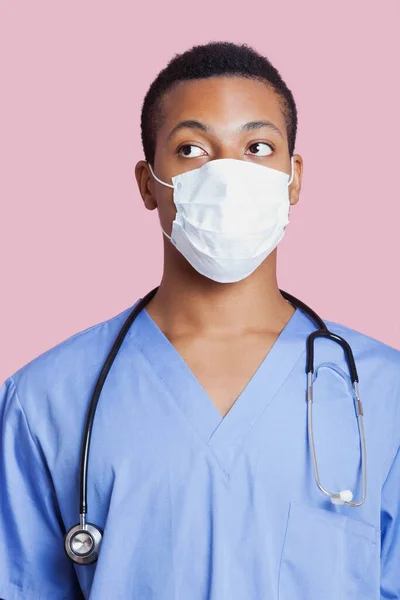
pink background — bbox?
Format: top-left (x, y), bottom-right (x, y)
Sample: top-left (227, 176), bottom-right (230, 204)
top-left (0, 1), bottom-right (399, 383)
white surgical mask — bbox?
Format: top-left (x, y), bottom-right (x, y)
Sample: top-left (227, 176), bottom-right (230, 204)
top-left (148, 157), bottom-right (294, 283)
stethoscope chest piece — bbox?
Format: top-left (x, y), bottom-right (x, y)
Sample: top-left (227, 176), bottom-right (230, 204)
top-left (63, 287), bottom-right (367, 565)
top-left (64, 520), bottom-right (103, 565)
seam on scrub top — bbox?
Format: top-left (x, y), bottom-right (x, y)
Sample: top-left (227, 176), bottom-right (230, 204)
top-left (0, 580), bottom-right (73, 600)
top-left (129, 340), bottom-right (231, 478)
top-left (352, 542), bottom-right (377, 597)
top-left (380, 388), bottom-right (400, 488)
top-left (336, 524), bottom-right (344, 600)
top-left (9, 377), bottom-right (62, 507)
top-left (287, 512), bottom-right (377, 544)
top-left (276, 503), bottom-right (291, 600)
top-left (231, 347), bottom-right (308, 461)
top-left (47, 305), bottom-right (136, 350)
top-left (167, 462), bottom-right (178, 600)
top-left (9, 376), bottom-right (50, 473)
top-left (321, 318), bottom-right (376, 348)
top-left (10, 376), bottom-right (46, 463)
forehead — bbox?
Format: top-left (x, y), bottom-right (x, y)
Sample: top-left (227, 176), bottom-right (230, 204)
top-left (158, 76), bottom-right (287, 138)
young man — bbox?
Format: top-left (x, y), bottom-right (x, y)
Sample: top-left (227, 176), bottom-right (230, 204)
top-left (0, 41), bottom-right (399, 600)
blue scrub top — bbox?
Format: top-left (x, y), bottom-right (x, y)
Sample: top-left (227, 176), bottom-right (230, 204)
top-left (1, 298), bottom-right (400, 600)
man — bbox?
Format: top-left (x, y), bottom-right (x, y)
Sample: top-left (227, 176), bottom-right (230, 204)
top-left (1, 41), bottom-right (399, 600)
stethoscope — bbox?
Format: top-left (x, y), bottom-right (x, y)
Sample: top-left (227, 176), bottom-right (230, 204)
top-left (64, 287), bottom-right (367, 565)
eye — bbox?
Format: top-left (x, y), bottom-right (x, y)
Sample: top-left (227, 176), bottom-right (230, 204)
top-left (246, 142), bottom-right (273, 157)
top-left (177, 144), bottom-right (207, 158)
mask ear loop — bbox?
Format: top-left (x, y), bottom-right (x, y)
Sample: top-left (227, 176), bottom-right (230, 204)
top-left (147, 162), bottom-right (175, 189)
top-left (148, 158), bottom-right (294, 240)
top-left (149, 159), bottom-right (295, 187)
top-left (287, 156), bottom-right (294, 186)
top-left (147, 162), bottom-right (174, 241)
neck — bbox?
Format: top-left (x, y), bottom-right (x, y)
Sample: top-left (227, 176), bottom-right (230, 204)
top-left (144, 246), bottom-right (295, 337)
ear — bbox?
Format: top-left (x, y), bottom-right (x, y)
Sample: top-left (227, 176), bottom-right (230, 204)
top-left (288, 154), bottom-right (303, 207)
top-left (134, 160), bottom-right (158, 211)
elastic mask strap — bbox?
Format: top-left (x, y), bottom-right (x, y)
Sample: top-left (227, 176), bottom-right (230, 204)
top-left (161, 226), bottom-right (172, 241)
top-left (148, 162), bottom-right (175, 189)
top-left (287, 156), bottom-right (294, 186)
top-left (148, 162), bottom-right (174, 240)
top-left (149, 160), bottom-right (294, 187)
top-left (149, 159), bottom-right (294, 187)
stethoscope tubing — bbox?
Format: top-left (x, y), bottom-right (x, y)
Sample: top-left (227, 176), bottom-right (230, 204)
top-left (78, 287), bottom-right (366, 518)
top-left (78, 286), bottom-right (159, 515)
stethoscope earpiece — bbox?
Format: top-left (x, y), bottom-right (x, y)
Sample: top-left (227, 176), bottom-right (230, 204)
top-left (64, 518), bottom-right (103, 565)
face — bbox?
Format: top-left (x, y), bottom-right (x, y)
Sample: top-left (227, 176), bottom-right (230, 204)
top-left (135, 75), bottom-right (303, 240)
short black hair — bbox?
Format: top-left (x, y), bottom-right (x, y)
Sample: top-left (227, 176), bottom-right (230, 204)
top-left (140, 41), bottom-right (298, 166)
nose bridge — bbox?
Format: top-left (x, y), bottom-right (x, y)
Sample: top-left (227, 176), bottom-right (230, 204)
top-left (212, 138), bottom-right (244, 161)
top-left (215, 151), bottom-right (242, 161)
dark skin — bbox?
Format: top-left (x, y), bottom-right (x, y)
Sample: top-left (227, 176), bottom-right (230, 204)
top-left (135, 76), bottom-right (303, 418)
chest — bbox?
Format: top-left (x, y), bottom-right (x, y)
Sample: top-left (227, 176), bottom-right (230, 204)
top-left (78, 357), bottom-right (382, 600)
top-left (170, 333), bottom-right (279, 418)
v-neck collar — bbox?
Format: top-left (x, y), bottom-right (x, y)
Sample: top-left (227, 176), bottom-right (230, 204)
top-left (128, 301), bottom-right (316, 474)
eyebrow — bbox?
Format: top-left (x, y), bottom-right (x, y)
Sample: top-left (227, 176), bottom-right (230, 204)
top-left (167, 119), bottom-right (283, 141)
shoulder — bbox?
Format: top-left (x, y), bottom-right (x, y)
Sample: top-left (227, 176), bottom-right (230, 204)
top-left (321, 316), bottom-right (400, 405)
top-left (321, 317), bottom-right (400, 480)
top-left (323, 316), bottom-right (400, 372)
top-left (7, 299), bottom-right (142, 415)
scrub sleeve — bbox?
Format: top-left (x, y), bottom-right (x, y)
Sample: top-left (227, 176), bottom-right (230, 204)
top-left (0, 377), bottom-right (83, 600)
top-left (380, 429), bottom-right (400, 598)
